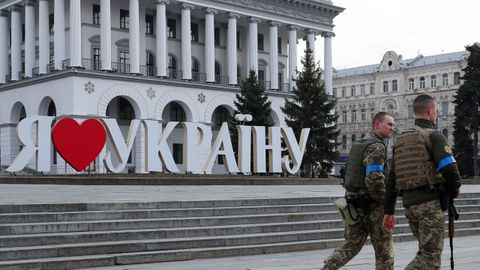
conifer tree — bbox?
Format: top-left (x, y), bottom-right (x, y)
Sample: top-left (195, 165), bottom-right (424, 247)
top-left (453, 43), bottom-right (480, 176)
top-left (229, 70), bottom-right (273, 168)
top-left (232, 70), bottom-right (273, 127)
top-left (282, 47), bottom-right (339, 177)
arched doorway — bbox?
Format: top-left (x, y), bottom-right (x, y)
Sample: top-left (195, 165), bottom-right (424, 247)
top-left (106, 96), bottom-right (137, 173)
top-left (39, 97), bottom-right (58, 171)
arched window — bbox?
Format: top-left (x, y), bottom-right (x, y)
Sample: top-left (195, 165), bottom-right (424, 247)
top-left (192, 58), bottom-right (200, 81)
top-left (431, 75), bottom-right (437, 87)
top-left (454, 72), bottom-right (461, 85)
top-left (168, 54), bottom-right (177, 79)
top-left (442, 73), bottom-right (448, 86)
top-left (352, 134), bottom-right (356, 143)
top-left (170, 102), bottom-right (186, 122)
top-left (342, 135), bottom-right (347, 149)
top-left (145, 51), bottom-right (155, 76)
top-left (408, 78), bottom-right (414, 90)
top-left (212, 106), bottom-right (230, 127)
top-left (419, 76), bottom-right (425, 89)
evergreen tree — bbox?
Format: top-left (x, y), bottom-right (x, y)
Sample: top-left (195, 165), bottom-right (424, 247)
top-left (229, 70), bottom-right (273, 167)
top-left (282, 47), bottom-right (339, 177)
top-left (453, 43), bottom-right (480, 177)
top-left (232, 70), bottom-right (273, 127)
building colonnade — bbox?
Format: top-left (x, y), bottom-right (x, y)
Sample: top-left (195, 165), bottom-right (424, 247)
top-left (0, 0), bottom-right (335, 94)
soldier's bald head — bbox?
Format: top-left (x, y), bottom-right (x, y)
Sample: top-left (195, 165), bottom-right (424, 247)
top-left (413, 95), bottom-right (436, 115)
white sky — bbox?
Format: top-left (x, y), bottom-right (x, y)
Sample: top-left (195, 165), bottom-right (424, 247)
top-left (310, 0), bottom-right (480, 69)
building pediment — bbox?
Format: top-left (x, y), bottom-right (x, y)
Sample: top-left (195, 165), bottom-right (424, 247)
top-left (378, 51), bottom-right (405, 72)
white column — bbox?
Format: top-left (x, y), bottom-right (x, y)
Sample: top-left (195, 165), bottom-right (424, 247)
top-left (306, 29), bottom-right (316, 61)
top-left (10, 6), bottom-right (21, 80)
top-left (156, 0), bottom-right (168, 77)
top-left (0, 11), bottom-right (8, 83)
top-left (248, 17), bottom-right (259, 73)
top-left (181, 3), bottom-right (193, 80)
top-left (69, 0), bottom-right (82, 67)
top-left (100, 0), bottom-right (112, 70)
top-left (54, 0), bottom-right (65, 70)
top-left (204, 8), bottom-right (216, 83)
top-left (227, 13), bottom-right (239, 85)
top-left (322, 32), bottom-right (334, 95)
top-left (39, 0), bottom-right (50, 73)
top-left (269, 21), bottom-right (279, 90)
top-left (24, 2), bottom-right (36, 78)
top-left (288, 25), bottom-right (298, 91)
top-left (129, 0), bottom-right (140, 73)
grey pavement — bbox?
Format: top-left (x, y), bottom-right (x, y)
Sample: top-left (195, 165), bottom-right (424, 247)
top-left (0, 184), bottom-right (348, 204)
top-left (80, 235), bottom-right (480, 270)
top-left (1, 184), bottom-right (480, 205)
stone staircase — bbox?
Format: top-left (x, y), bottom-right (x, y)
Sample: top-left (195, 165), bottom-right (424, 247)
top-left (0, 193), bottom-right (479, 270)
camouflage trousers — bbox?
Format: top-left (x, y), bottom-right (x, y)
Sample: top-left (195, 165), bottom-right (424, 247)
top-left (404, 199), bottom-right (445, 270)
top-left (322, 203), bottom-right (394, 270)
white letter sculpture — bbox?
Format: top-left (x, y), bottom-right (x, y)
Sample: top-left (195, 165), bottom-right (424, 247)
top-left (7, 116), bottom-right (55, 172)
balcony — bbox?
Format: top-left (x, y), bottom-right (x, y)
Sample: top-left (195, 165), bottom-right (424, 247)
top-left (2, 58), bottom-right (292, 92)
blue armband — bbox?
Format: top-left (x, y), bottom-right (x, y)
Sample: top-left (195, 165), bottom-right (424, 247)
top-left (365, 164), bottom-right (384, 173)
top-left (438, 156), bottom-right (456, 170)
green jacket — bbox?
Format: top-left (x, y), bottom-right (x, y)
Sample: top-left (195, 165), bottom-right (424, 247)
top-left (385, 119), bottom-right (462, 214)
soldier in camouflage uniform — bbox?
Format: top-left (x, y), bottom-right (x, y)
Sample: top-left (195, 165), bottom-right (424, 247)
top-left (322, 112), bottom-right (395, 270)
top-left (383, 94), bottom-right (461, 270)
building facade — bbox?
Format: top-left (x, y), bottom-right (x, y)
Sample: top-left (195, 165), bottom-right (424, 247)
top-left (0, 0), bottom-right (343, 174)
top-left (333, 50), bottom-right (468, 172)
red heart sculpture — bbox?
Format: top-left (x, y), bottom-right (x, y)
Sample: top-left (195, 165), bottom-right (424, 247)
top-left (52, 118), bottom-right (107, 172)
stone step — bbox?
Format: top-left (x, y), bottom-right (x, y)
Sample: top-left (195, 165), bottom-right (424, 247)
top-left (0, 212), bottom-right (344, 235)
top-left (0, 197), bottom-right (340, 213)
top-left (2, 228), bottom-right (480, 270)
top-left (0, 204), bottom-right (338, 224)
top-left (0, 220), bottom-right (339, 248)
top-left (1, 193), bottom-right (478, 214)
top-left (1, 218), bottom-right (479, 261)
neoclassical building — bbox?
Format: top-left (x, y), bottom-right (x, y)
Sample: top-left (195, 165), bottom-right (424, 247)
top-left (0, 0), bottom-right (343, 174)
top-left (333, 50), bottom-right (469, 171)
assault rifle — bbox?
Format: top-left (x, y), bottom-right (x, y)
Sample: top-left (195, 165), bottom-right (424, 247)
top-left (448, 197), bottom-right (459, 270)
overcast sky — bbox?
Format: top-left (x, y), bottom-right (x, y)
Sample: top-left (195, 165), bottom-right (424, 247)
top-left (312, 0), bottom-right (480, 69)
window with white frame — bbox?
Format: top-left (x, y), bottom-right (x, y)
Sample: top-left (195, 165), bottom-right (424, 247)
top-left (431, 75), bottom-right (436, 87)
top-left (408, 104), bottom-right (414, 118)
top-left (370, 83), bottom-right (375, 94)
top-left (342, 111), bottom-right (347, 123)
top-left (341, 87), bottom-right (346, 97)
top-left (442, 101), bottom-right (449, 116)
top-left (409, 78), bottom-right (414, 90)
top-left (351, 110), bottom-right (357, 122)
top-left (351, 85), bottom-right (356, 97)
top-left (454, 72), bottom-right (461, 85)
top-left (120, 9), bottom-right (129, 29)
top-left (191, 23), bottom-right (199, 42)
top-left (361, 109), bottom-right (366, 121)
top-left (360, 84), bottom-right (365, 95)
top-left (383, 81), bottom-right (388, 92)
top-left (93, 5), bottom-right (100, 25)
top-left (392, 80), bottom-right (397, 91)
top-left (442, 73), bottom-right (448, 86)
top-left (419, 77), bottom-right (425, 89)
top-left (145, 14), bottom-right (154, 35)
top-left (167, 19), bottom-right (176, 38)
